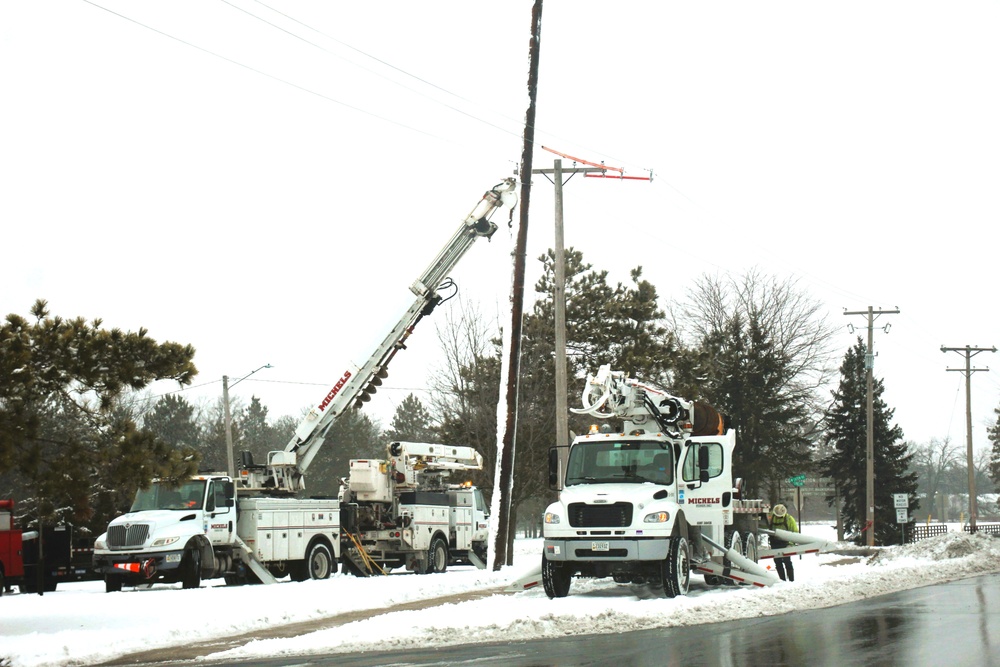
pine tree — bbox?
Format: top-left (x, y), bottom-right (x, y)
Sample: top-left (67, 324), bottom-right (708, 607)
top-left (820, 337), bottom-right (917, 545)
top-left (142, 395), bottom-right (200, 451)
top-left (670, 272), bottom-right (833, 501)
top-left (385, 394), bottom-right (438, 443)
top-left (988, 404), bottom-right (1000, 493)
top-left (0, 299), bottom-right (198, 529)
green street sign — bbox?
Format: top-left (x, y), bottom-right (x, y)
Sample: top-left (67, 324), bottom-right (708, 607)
top-left (788, 474), bottom-right (806, 487)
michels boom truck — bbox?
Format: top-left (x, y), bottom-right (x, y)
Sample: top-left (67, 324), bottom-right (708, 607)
top-left (92, 179), bottom-right (516, 592)
top-left (539, 365), bottom-right (826, 598)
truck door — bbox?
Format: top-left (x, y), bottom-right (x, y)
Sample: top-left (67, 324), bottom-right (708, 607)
top-left (472, 488), bottom-right (490, 542)
top-left (679, 431), bottom-right (736, 538)
top-left (205, 480), bottom-right (235, 546)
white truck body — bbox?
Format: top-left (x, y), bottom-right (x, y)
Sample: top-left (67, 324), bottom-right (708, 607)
top-left (93, 474), bottom-right (340, 589)
top-left (340, 442), bottom-right (490, 575)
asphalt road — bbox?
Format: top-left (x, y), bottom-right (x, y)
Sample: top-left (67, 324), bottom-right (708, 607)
top-left (184, 574), bottom-right (1000, 667)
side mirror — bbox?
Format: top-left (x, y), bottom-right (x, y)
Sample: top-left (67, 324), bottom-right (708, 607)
top-left (548, 447), bottom-right (560, 490)
top-left (223, 481), bottom-right (236, 507)
top-left (698, 446), bottom-right (710, 483)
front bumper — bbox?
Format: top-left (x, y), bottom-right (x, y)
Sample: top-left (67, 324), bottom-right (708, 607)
top-left (543, 537), bottom-right (670, 562)
top-left (93, 549), bottom-right (185, 580)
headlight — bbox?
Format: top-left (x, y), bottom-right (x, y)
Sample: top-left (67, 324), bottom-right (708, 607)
top-left (94, 537), bottom-right (106, 550)
top-left (151, 536), bottom-right (180, 547)
top-left (643, 511), bottom-right (670, 523)
top-left (544, 512), bottom-right (561, 525)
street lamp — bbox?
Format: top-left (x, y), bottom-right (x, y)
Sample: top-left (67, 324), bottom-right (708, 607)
top-left (223, 364), bottom-right (273, 477)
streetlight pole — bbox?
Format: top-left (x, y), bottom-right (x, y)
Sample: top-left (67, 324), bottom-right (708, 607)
top-left (223, 364), bottom-right (272, 477)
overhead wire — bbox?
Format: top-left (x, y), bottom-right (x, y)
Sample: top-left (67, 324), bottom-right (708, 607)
top-left (80, 0), bottom-right (445, 141)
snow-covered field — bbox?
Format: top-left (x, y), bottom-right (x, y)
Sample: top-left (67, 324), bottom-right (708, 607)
top-left (4, 524), bottom-right (1000, 667)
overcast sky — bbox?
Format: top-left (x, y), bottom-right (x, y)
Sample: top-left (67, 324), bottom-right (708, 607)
top-left (3, 1), bottom-right (999, 455)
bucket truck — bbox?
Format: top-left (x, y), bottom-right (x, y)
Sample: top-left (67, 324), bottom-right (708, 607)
top-left (92, 179), bottom-right (515, 591)
top-left (538, 365), bottom-right (826, 598)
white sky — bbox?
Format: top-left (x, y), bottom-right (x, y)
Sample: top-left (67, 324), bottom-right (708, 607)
top-left (4, 527), bottom-right (1000, 667)
top-left (3, 1), bottom-right (1000, 451)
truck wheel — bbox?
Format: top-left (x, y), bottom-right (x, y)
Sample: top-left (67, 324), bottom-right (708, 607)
top-left (181, 548), bottom-right (201, 589)
top-left (723, 530), bottom-right (742, 586)
top-left (662, 536), bottom-right (690, 598)
top-left (306, 542), bottom-right (335, 580)
top-left (105, 575), bottom-right (122, 593)
top-left (542, 554), bottom-right (571, 598)
top-left (425, 537), bottom-right (448, 574)
top-left (0, 570), bottom-right (5, 596)
top-left (744, 533), bottom-right (758, 564)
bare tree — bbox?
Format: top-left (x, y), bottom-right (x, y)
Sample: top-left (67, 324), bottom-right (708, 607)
top-left (669, 269), bottom-right (838, 499)
top-left (910, 437), bottom-right (960, 520)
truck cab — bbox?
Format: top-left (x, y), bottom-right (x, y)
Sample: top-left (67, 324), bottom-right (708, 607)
top-left (93, 475), bottom-right (237, 592)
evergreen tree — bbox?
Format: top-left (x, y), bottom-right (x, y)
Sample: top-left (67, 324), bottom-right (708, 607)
top-left (820, 338), bottom-right (917, 545)
top-left (385, 393), bottom-right (439, 443)
top-left (988, 404), bottom-right (1000, 493)
top-left (670, 270), bottom-right (834, 501)
top-left (237, 396), bottom-right (279, 465)
top-left (142, 395), bottom-right (200, 451)
top-left (0, 300), bottom-right (198, 528)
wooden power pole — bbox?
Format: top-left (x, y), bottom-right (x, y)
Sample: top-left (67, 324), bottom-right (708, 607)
top-left (941, 344), bottom-right (995, 533)
top-left (843, 306), bottom-right (899, 546)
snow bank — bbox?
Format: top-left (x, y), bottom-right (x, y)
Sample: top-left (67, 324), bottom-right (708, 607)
top-left (3, 527), bottom-right (999, 667)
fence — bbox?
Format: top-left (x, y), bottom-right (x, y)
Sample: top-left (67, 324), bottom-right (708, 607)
top-left (964, 523), bottom-right (1000, 536)
top-left (909, 523), bottom-right (1000, 543)
top-left (908, 524), bottom-right (948, 543)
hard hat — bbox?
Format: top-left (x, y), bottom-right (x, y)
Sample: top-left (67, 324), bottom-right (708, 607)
top-left (773, 504), bottom-right (787, 517)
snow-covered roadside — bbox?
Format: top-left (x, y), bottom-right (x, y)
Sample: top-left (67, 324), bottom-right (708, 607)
top-left (3, 525), bottom-right (1000, 667)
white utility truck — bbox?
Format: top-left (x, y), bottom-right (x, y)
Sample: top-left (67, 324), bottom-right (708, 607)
top-left (339, 441), bottom-right (490, 575)
top-left (92, 179), bottom-right (515, 591)
top-left (540, 365), bottom-right (825, 598)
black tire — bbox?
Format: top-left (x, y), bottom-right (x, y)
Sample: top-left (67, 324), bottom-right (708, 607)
top-left (744, 533), bottom-right (758, 564)
top-left (541, 554), bottom-right (572, 598)
top-left (723, 530), bottom-right (742, 586)
top-left (425, 536), bottom-right (448, 574)
top-left (662, 536), bottom-right (690, 598)
top-left (105, 575), bottom-right (122, 593)
top-left (0, 569), bottom-right (5, 596)
top-left (305, 542), bottom-right (335, 580)
top-left (181, 548), bottom-right (201, 589)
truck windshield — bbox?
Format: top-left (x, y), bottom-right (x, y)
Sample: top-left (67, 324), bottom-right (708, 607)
top-left (130, 480), bottom-right (207, 512)
top-left (565, 440), bottom-right (673, 486)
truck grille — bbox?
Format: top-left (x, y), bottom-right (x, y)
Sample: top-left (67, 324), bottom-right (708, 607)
top-left (108, 523), bottom-right (150, 549)
top-left (568, 502), bottom-right (632, 528)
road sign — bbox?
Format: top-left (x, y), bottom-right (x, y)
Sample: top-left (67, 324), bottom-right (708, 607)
top-left (896, 508), bottom-right (908, 523)
top-left (893, 493), bottom-right (908, 509)
top-left (788, 474), bottom-right (806, 487)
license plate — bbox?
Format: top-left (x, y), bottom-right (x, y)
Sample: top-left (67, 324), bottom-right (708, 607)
top-left (591, 541), bottom-right (610, 551)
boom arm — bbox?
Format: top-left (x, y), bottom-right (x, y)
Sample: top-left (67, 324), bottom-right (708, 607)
top-left (572, 364), bottom-right (694, 436)
top-left (251, 179), bottom-right (517, 493)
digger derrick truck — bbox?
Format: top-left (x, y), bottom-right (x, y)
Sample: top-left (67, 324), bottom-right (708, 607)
top-left (541, 365), bottom-right (779, 599)
top-left (338, 441), bottom-right (490, 575)
top-left (92, 179), bottom-right (516, 592)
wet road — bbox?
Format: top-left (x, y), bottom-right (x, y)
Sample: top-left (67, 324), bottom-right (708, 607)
top-left (201, 574), bottom-right (1000, 667)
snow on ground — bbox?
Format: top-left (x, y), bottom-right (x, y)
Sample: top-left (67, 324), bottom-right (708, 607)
top-left (4, 524), bottom-right (1000, 667)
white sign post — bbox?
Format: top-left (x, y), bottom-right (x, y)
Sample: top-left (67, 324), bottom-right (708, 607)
top-left (894, 494), bottom-right (909, 543)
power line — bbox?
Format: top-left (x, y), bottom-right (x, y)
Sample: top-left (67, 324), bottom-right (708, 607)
top-left (81, 0), bottom-right (445, 140)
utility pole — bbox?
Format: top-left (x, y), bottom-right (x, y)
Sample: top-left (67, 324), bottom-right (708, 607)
top-left (534, 147), bottom-right (651, 484)
top-left (843, 306), bottom-right (899, 546)
top-left (941, 344), bottom-right (995, 533)
top-left (493, 0), bottom-right (542, 571)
